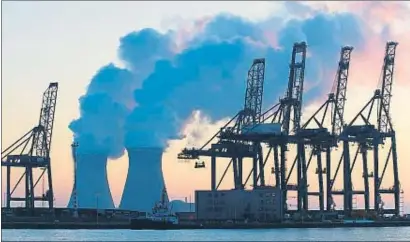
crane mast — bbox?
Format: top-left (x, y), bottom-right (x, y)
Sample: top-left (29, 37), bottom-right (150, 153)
top-left (283, 42), bottom-right (307, 134)
top-left (33, 83), bottom-right (58, 158)
top-left (332, 46), bottom-right (354, 136)
top-left (377, 42), bottom-right (398, 134)
top-left (242, 58), bottom-right (265, 126)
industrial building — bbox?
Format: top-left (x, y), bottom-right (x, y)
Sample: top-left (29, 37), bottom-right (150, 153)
top-left (195, 186), bottom-right (283, 222)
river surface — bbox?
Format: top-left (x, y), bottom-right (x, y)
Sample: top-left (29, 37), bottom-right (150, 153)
top-left (2, 228), bottom-right (410, 241)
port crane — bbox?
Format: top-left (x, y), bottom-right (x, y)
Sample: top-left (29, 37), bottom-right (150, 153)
top-left (297, 46), bottom-right (354, 213)
top-left (178, 58), bottom-right (266, 190)
top-left (2, 82), bottom-right (59, 210)
top-left (339, 41), bottom-right (400, 216)
top-left (220, 42), bottom-right (308, 213)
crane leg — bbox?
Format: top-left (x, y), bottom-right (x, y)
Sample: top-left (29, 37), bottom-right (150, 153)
top-left (274, 146), bottom-right (280, 188)
top-left (391, 135), bottom-right (400, 216)
top-left (211, 155), bottom-right (216, 190)
top-left (280, 144), bottom-right (287, 212)
top-left (47, 165), bottom-right (54, 209)
top-left (232, 158), bottom-right (239, 189)
top-left (326, 147), bottom-right (332, 211)
top-left (6, 166), bottom-right (11, 208)
top-left (362, 147), bottom-right (370, 211)
top-left (317, 150), bottom-right (324, 212)
top-left (238, 158), bottom-right (243, 189)
top-left (373, 141), bottom-right (380, 211)
top-left (253, 156), bottom-right (258, 188)
top-left (258, 145), bottom-right (265, 187)
top-left (343, 141), bottom-right (352, 214)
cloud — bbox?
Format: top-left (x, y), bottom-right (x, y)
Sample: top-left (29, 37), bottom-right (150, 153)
top-left (71, 1), bottom-right (407, 159)
top-left (69, 29), bottom-right (174, 157)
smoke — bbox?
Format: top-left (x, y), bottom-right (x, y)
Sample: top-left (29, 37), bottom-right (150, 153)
top-left (69, 30), bottom-right (174, 157)
top-left (71, 1), bottom-right (391, 155)
top-left (124, 11), bottom-right (365, 148)
top-left (118, 28), bottom-right (175, 82)
top-left (69, 65), bottom-right (133, 158)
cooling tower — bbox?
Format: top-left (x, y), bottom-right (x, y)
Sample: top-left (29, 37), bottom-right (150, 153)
top-left (119, 147), bottom-right (167, 212)
top-left (67, 153), bottom-right (115, 209)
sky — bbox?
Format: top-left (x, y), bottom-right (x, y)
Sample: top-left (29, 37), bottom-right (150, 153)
top-left (1, 1), bottom-right (410, 213)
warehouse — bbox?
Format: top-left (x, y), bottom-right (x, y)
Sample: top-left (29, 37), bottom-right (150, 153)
top-left (195, 186), bottom-right (283, 222)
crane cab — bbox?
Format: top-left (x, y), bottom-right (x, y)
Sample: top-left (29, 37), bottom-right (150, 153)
top-left (195, 161), bottom-right (205, 168)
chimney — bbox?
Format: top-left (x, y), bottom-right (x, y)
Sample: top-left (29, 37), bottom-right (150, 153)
top-left (119, 147), bottom-right (167, 212)
top-left (67, 153), bottom-right (115, 209)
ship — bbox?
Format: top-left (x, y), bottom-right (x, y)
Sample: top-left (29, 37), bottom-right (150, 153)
top-left (130, 187), bottom-right (180, 230)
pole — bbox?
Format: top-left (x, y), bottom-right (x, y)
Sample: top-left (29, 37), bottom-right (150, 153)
top-left (72, 142), bottom-right (79, 218)
top-left (42, 168), bottom-right (45, 208)
top-left (189, 194), bottom-right (192, 212)
top-left (96, 193), bottom-right (100, 225)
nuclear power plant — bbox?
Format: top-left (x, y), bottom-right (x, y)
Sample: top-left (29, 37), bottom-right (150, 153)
top-left (119, 147), bottom-right (167, 212)
top-left (67, 152), bottom-right (115, 209)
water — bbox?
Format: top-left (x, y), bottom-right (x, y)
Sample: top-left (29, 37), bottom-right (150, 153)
top-left (2, 228), bottom-right (410, 241)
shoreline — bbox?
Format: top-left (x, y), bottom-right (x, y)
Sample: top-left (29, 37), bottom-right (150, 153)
top-left (3, 220), bottom-right (410, 230)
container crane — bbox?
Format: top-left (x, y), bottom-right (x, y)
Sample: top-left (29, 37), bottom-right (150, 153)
top-left (2, 82), bottom-right (59, 210)
top-left (296, 46), bottom-right (354, 213)
top-left (220, 42), bottom-right (308, 213)
top-left (340, 41), bottom-right (400, 216)
top-left (178, 59), bottom-right (266, 190)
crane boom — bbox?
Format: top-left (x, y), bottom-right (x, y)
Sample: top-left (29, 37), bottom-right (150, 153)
top-left (378, 41), bottom-right (398, 133)
top-left (283, 42), bottom-right (307, 134)
top-left (242, 58), bottom-right (265, 126)
top-left (33, 82), bottom-right (59, 158)
top-left (332, 46), bottom-right (354, 136)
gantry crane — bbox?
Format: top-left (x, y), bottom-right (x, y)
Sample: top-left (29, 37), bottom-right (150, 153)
top-left (220, 42), bottom-right (308, 213)
top-left (340, 41), bottom-right (399, 216)
top-left (2, 82), bottom-right (59, 210)
top-left (178, 59), bottom-right (266, 190)
top-left (297, 46), bottom-right (354, 213)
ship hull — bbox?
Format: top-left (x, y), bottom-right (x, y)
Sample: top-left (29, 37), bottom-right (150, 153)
top-left (130, 218), bottom-right (180, 230)
top-left (129, 220), bottom-right (410, 230)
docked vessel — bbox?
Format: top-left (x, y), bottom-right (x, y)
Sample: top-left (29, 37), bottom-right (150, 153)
top-left (130, 187), bottom-right (179, 230)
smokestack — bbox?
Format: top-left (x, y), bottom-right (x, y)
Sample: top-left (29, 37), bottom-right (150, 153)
top-left (67, 153), bottom-right (115, 209)
top-left (119, 147), bottom-right (167, 212)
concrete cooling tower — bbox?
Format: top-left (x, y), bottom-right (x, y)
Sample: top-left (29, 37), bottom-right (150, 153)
top-left (119, 147), bottom-right (167, 212)
top-left (67, 153), bottom-right (115, 209)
